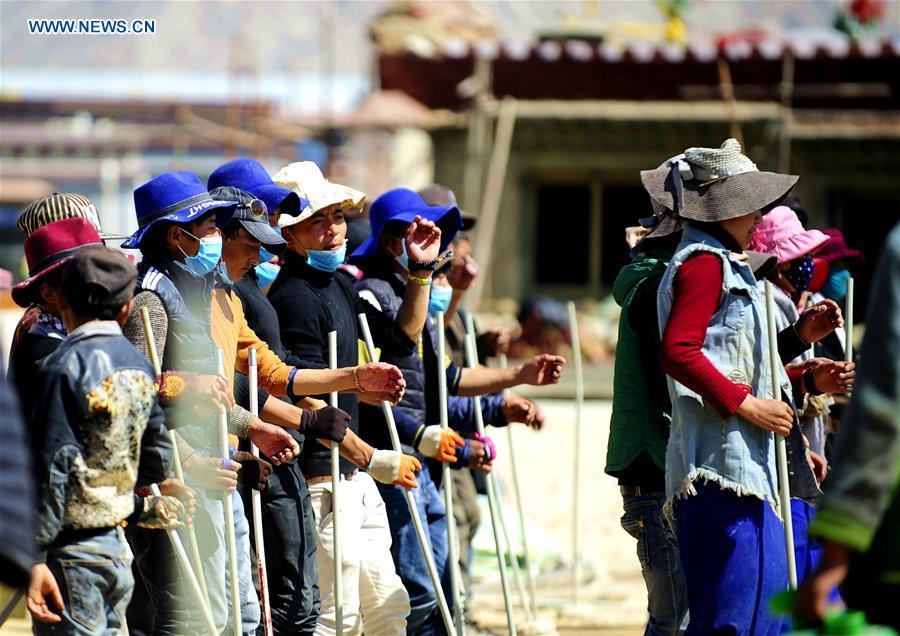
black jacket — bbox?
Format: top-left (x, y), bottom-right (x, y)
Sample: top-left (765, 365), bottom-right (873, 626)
top-left (268, 251), bottom-right (416, 477)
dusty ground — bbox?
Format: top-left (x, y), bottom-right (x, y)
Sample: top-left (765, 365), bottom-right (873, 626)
top-left (464, 398), bottom-right (647, 635)
top-left (1, 399), bottom-right (646, 636)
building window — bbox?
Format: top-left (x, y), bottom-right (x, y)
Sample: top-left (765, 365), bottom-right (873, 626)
top-left (534, 184), bottom-right (591, 285)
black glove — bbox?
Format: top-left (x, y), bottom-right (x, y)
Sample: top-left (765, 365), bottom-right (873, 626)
top-left (233, 450), bottom-right (272, 492)
top-left (300, 406), bottom-right (350, 442)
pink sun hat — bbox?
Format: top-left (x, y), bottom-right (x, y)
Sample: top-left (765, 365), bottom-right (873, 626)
top-left (749, 206), bottom-right (830, 264)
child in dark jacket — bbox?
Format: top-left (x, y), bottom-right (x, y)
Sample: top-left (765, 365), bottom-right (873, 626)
top-left (26, 246), bottom-right (173, 635)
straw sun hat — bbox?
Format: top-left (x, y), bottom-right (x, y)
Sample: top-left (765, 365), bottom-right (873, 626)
top-left (640, 138), bottom-right (798, 222)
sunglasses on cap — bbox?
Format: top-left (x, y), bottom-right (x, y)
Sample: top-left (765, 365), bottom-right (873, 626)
top-left (233, 198), bottom-right (268, 220)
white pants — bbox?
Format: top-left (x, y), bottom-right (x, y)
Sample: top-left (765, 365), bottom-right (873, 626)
top-left (309, 471), bottom-right (410, 636)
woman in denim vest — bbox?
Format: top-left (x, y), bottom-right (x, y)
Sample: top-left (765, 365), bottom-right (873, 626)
top-left (645, 139), bottom-right (804, 634)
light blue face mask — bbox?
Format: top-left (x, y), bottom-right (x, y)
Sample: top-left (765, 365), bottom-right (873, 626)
top-left (821, 268), bottom-right (851, 302)
top-left (255, 261), bottom-right (280, 288)
top-left (179, 232), bottom-right (222, 276)
top-left (259, 227), bottom-right (282, 264)
top-left (307, 239), bottom-right (348, 272)
top-left (428, 284), bottom-right (452, 316)
top-left (215, 260), bottom-right (233, 286)
top-left (395, 241), bottom-right (409, 270)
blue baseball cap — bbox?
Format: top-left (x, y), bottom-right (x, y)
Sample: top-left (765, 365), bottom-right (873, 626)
top-left (122, 171), bottom-right (234, 249)
top-left (351, 188), bottom-right (461, 259)
top-left (207, 158), bottom-right (307, 218)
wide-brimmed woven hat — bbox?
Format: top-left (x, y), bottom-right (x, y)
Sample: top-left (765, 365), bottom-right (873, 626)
top-left (749, 206), bottom-right (830, 264)
top-left (640, 139), bottom-right (798, 222)
top-left (272, 162), bottom-right (365, 228)
top-left (12, 217), bottom-right (103, 307)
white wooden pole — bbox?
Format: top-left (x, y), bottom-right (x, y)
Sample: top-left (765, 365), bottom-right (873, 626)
top-left (765, 282), bottom-right (798, 589)
top-left (149, 484), bottom-right (219, 634)
top-left (248, 349), bottom-right (273, 636)
top-left (357, 313), bottom-right (456, 635)
top-left (138, 307), bottom-right (215, 633)
top-left (216, 348), bottom-right (243, 636)
top-left (436, 312), bottom-right (465, 634)
top-left (328, 331), bottom-right (344, 635)
top-left (844, 276), bottom-right (855, 363)
top-left (489, 473), bottom-right (534, 627)
top-left (566, 301), bottom-right (584, 604)
top-left (498, 353), bottom-right (539, 616)
top-left (464, 313), bottom-right (517, 635)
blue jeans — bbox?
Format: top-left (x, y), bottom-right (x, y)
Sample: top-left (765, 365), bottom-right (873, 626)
top-left (621, 493), bottom-right (688, 636)
top-left (378, 465), bottom-right (451, 636)
top-left (36, 527), bottom-right (134, 635)
top-left (675, 483), bottom-right (789, 635)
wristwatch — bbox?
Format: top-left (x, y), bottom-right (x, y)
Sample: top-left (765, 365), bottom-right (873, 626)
top-left (407, 259), bottom-right (438, 272)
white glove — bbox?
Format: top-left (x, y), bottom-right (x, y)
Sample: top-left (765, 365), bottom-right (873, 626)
top-left (417, 425), bottom-right (444, 458)
top-left (367, 449), bottom-right (402, 484)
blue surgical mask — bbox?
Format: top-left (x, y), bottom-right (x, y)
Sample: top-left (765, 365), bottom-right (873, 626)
top-left (215, 260), bottom-right (233, 286)
top-left (428, 284), bottom-right (452, 316)
top-left (179, 232), bottom-right (222, 276)
top-left (307, 239), bottom-right (348, 272)
top-left (259, 227), bottom-right (282, 264)
top-left (395, 241), bottom-right (409, 270)
top-left (821, 268), bottom-right (851, 302)
top-left (255, 261), bottom-right (280, 288)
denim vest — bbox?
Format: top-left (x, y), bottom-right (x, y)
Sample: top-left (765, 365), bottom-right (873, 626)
top-left (657, 227), bottom-right (792, 510)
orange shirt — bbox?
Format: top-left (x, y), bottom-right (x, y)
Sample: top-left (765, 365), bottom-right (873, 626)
top-left (211, 286), bottom-right (295, 443)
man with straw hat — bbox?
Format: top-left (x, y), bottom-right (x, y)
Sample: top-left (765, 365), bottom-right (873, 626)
top-left (209, 160), bottom-right (423, 635)
top-left (269, 162), bottom-right (426, 635)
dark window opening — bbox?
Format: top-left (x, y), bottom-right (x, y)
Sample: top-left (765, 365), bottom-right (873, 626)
top-left (535, 184), bottom-right (591, 285)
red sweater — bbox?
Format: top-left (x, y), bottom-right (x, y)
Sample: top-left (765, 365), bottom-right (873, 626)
top-left (660, 253), bottom-right (749, 418)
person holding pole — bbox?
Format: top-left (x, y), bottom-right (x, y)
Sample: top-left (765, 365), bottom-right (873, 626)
top-left (750, 207), bottom-right (856, 593)
top-left (268, 162), bottom-right (424, 636)
top-left (211, 161), bottom-right (421, 635)
top-left (6, 212), bottom-right (204, 634)
top-left (120, 172), bottom-right (297, 634)
top-left (209, 186), bottom-right (415, 632)
top-left (428, 244), bottom-right (543, 612)
top-left (795, 222), bottom-right (900, 628)
top-left (350, 188), bottom-right (564, 634)
top-left (25, 246), bottom-right (174, 633)
top-left (649, 139), bottom-right (803, 633)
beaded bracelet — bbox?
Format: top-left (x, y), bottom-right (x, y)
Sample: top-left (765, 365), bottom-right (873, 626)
top-left (408, 274), bottom-right (432, 286)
